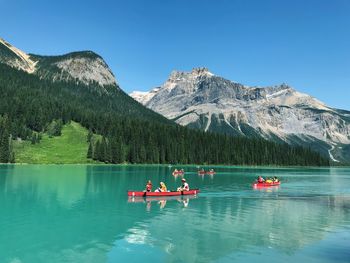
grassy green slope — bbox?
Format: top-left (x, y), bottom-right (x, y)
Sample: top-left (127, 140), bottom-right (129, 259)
top-left (14, 121), bottom-right (94, 164)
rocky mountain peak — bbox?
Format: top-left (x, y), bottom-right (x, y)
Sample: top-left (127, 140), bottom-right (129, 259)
top-left (51, 51), bottom-right (116, 86)
top-left (191, 67), bottom-right (214, 76)
top-left (168, 67), bottom-right (214, 82)
top-left (130, 69), bottom-right (350, 162)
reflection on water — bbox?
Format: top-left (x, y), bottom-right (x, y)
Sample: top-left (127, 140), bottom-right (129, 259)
top-left (0, 165), bottom-right (349, 263)
top-left (128, 196), bottom-right (194, 210)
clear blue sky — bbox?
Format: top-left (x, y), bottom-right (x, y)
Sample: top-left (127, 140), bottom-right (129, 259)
top-left (1, 0), bottom-right (349, 109)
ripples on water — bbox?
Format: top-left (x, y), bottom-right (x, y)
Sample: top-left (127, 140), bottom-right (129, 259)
top-left (0, 165), bottom-right (349, 263)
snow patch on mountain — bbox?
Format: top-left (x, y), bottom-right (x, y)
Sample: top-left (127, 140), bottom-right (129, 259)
top-left (328, 144), bottom-right (340, 162)
top-left (130, 88), bottom-right (159, 105)
top-left (205, 112), bottom-right (212, 132)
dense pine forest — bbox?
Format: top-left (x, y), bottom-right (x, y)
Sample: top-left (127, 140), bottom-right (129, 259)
top-left (0, 63), bottom-right (329, 166)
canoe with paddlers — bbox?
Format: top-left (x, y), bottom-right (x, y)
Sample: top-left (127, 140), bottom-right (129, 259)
top-left (172, 169), bottom-right (185, 176)
top-left (127, 189), bottom-right (199, 197)
top-left (198, 169), bottom-right (215, 175)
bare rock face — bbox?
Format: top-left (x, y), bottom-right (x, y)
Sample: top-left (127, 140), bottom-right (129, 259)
top-left (33, 51), bottom-right (117, 88)
top-left (54, 55), bottom-right (116, 86)
top-left (0, 38), bottom-right (37, 73)
top-left (131, 68), bottom-right (350, 162)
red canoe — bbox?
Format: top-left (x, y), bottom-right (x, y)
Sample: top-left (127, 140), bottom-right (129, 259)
top-left (198, 171), bottom-right (215, 175)
top-left (128, 195), bottom-right (198, 203)
top-left (172, 171), bottom-right (185, 175)
top-left (127, 189), bottom-right (200, 197)
top-left (253, 181), bottom-right (281, 188)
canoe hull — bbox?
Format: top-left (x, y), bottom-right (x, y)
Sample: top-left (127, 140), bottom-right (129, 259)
top-left (127, 189), bottom-right (200, 197)
top-left (253, 182), bottom-right (281, 188)
top-left (128, 195), bottom-right (197, 203)
top-left (172, 172), bottom-right (184, 176)
top-left (198, 172), bottom-right (215, 175)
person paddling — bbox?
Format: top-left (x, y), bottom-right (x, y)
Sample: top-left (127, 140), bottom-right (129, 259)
top-left (198, 168), bottom-right (205, 174)
top-left (273, 176), bottom-right (279, 182)
top-left (177, 178), bottom-right (189, 191)
top-left (145, 180), bottom-right (152, 192)
top-left (265, 177), bottom-right (273, 183)
top-left (155, 182), bottom-right (167, 192)
top-left (257, 176), bottom-right (265, 183)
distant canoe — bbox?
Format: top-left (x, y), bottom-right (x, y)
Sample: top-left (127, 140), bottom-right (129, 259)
top-left (198, 171), bottom-right (215, 175)
top-left (127, 189), bottom-right (199, 197)
top-left (252, 181), bottom-right (280, 188)
top-left (172, 171), bottom-right (185, 176)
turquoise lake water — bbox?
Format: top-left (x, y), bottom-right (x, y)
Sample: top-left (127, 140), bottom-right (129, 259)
top-left (0, 165), bottom-right (349, 263)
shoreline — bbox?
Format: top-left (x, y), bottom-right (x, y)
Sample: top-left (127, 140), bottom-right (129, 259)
top-left (0, 163), bottom-right (347, 169)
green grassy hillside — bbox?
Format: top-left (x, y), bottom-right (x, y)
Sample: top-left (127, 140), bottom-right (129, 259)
top-left (14, 121), bottom-right (95, 164)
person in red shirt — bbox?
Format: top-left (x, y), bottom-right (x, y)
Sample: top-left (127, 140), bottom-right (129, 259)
top-left (145, 180), bottom-right (152, 192)
top-left (257, 176), bottom-right (265, 183)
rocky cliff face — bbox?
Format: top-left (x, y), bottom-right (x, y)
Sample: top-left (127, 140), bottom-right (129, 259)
top-left (0, 38), bottom-right (117, 87)
top-left (32, 52), bottom-right (117, 87)
top-left (0, 38), bottom-right (37, 73)
top-left (130, 68), bottom-right (350, 162)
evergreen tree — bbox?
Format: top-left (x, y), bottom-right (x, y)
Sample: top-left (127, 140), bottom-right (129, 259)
top-left (31, 133), bottom-right (37, 144)
top-left (139, 145), bottom-right (146, 163)
top-left (94, 140), bottom-right (101, 161)
top-left (8, 135), bottom-right (15, 163)
top-left (87, 141), bottom-right (93, 159)
top-left (117, 139), bottom-right (127, 164)
top-left (46, 119), bottom-right (63, 137)
top-left (0, 115), bottom-right (10, 163)
top-left (87, 129), bottom-right (93, 142)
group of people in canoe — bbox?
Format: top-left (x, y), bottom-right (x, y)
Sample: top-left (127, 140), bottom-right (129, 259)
top-left (145, 178), bottom-right (189, 193)
top-left (198, 168), bottom-right (215, 174)
top-left (256, 176), bottom-right (279, 184)
top-left (172, 169), bottom-right (185, 175)
top-left (173, 168), bottom-right (216, 175)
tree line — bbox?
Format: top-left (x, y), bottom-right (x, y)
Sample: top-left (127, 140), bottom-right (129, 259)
top-left (0, 63), bottom-right (329, 166)
top-left (86, 120), bottom-right (328, 166)
top-left (0, 115), bottom-right (15, 163)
